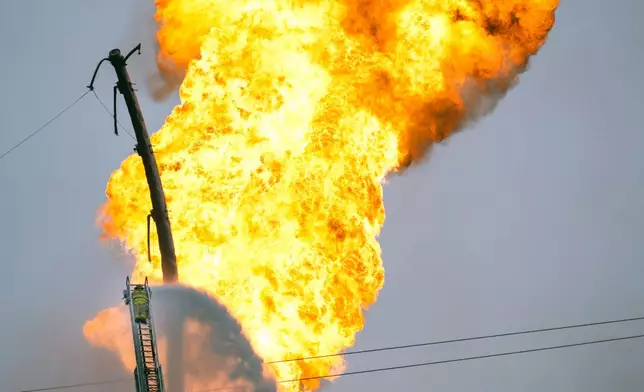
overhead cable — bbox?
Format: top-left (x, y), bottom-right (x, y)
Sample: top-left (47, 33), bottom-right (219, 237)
top-left (91, 90), bottom-right (137, 141)
top-left (196, 333), bottom-right (644, 391)
top-left (19, 315), bottom-right (644, 392)
top-left (269, 314), bottom-right (644, 364)
top-left (0, 90), bottom-right (90, 161)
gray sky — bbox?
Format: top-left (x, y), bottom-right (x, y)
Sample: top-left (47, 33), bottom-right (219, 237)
top-left (1, 0), bottom-right (643, 391)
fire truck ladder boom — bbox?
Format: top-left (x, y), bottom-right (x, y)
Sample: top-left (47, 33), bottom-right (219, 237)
top-left (124, 276), bottom-right (166, 392)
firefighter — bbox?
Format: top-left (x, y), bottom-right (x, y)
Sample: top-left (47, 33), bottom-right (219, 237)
top-left (132, 285), bottom-right (150, 324)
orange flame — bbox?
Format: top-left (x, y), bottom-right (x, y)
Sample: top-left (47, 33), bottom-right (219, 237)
top-left (85, 0), bottom-right (558, 390)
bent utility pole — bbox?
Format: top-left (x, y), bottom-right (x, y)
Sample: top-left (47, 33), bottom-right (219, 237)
top-left (108, 47), bottom-right (179, 283)
top-left (89, 45), bottom-right (183, 392)
top-left (90, 44), bottom-right (179, 283)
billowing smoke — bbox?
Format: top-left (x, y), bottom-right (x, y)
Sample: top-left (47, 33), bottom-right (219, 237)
top-left (153, 285), bottom-right (278, 392)
top-left (147, 46), bottom-right (185, 102)
top-left (84, 285), bottom-right (278, 392)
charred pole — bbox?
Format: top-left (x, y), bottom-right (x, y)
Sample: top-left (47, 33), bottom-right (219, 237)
top-left (89, 44), bottom-right (183, 392)
top-left (90, 44), bottom-right (179, 283)
top-left (107, 46), bottom-right (179, 283)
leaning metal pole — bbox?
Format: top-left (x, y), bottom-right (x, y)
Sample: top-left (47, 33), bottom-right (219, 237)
top-left (90, 44), bottom-right (183, 392)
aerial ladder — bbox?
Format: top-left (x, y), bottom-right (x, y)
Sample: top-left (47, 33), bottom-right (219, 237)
top-left (123, 276), bottom-right (166, 392)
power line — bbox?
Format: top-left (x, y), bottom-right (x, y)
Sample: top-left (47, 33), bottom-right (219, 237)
top-left (91, 90), bottom-right (137, 141)
top-left (268, 314), bottom-right (644, 364)
top-left (17, 316), bottom-right (644, 392)
top-left (0, 90), bottom-right (90, 161)
top-left (19, 378), bottom-right (130, 392)
top-left (0, 85), bottom-right (139, 165)
top-left (199, 333), bottom-right (644, 391)
top-left (286, 333), bottom-right (644, 383)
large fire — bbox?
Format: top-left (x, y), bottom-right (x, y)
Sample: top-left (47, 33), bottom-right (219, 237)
top-left (84, 0), bottom-right (558, 390)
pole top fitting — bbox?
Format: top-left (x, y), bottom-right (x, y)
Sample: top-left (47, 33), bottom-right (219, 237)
top-left (109, 49), bottom-right (122, 58)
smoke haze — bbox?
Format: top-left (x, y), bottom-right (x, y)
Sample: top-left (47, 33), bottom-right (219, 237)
top-left (152, 285), bottom-right (278, 392)
top-left (82, 285), bottom-right (278, 392)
